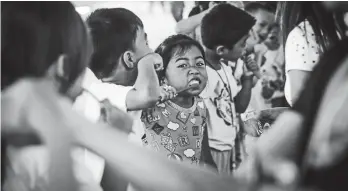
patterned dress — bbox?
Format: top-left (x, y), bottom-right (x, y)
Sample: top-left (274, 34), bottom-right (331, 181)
top-left (141, 97), bottom-right (207, 165)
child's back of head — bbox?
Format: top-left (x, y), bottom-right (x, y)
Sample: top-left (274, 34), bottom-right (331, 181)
top-left (201, 3), bottom-right (255, 61)
top-left (87, 8), bottom-right (151, 84)
top-left (1, 1), bottom-right (91, 93)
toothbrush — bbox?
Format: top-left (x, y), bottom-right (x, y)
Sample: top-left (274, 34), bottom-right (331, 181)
top-left (157, 84), bottom-right (199, 103)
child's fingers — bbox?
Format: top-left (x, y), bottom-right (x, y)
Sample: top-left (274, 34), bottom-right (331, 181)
top-left (159, 90), bottom-right (167, 102)
top-left (169, 90), bottom-right (176, 99)
top-left (168, 86), bottom-right (177, 95)
top-left (159, 85), bottom-right (177, 101)
top-left (247, 59), bottom-right (259, 70)
top-left (167, 86), bottom-right (177, 99)
top-left (245, 60), bottom-right (258, 71)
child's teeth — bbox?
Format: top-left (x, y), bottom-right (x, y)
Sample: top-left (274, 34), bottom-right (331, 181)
top-left (189, 80), bottom-right (199, 86)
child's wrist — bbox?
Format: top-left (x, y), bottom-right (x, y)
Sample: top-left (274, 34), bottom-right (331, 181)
top-left (242, 71), bottom-right (254, 78)
top-left (241, 74), bottom-right (254, 82)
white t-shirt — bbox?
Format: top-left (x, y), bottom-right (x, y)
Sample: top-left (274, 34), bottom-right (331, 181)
top-left (73, 68), bottom-right (144, 184)
top-left (284, 20), bottom-right (320, 106)
top-left (200, 63), bottom-right (241, 151)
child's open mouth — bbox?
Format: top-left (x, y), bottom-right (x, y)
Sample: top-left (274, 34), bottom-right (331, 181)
top-left (188, 77), bottom-right (201, 87)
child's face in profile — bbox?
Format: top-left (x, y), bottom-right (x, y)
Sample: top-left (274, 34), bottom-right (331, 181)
top-left (223, 34), bottom-right (249, 62)
top-left (164, 46), bottom-right (208, 96)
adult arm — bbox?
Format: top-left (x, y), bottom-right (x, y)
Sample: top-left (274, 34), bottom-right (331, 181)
top-left (287, 70), bottom-right (311, 105)
top-left (284, 22), bottom-right (320, 105)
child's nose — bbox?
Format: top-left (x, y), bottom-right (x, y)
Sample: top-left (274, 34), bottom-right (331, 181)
top-left (188, 68), bottom-right (199, 75)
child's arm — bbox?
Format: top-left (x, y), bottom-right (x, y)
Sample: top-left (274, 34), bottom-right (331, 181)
top-left (234, 75), bottom-right (253, 113)
top-left (126, 53), bottom-right (175, 111)
top-left (234, 55), bottom-right (260, 113)
top-left (175, 5), bottom-right (215, 35)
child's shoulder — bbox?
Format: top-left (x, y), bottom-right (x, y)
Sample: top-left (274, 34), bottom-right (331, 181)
top-left (194, 97), bottom-right (207, 116)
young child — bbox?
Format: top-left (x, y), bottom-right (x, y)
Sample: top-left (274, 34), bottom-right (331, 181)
top-left (74, 8), bottom-right (176, 190)
top-left (200, 3), bottom-right (258, 174)
top-left (248, 23), bottom-right (287, 111)
top-left (243, 3), bottom-right (288, 111)
top-left (244, 2), bottom-right (276, 45)
top-left (141, 34), bottom-right (215, 167)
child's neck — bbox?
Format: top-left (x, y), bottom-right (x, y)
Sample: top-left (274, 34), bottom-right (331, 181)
top-left (171, 95), bottom-right (194, 109)
top-left (205, 49), bottom-right (222, 70)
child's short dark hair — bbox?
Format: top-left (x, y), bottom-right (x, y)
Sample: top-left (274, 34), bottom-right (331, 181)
top-left (244, 2), bottom-right (276, 14)
top-left (1, 2), bottom-right (91, 92)
top-left (155, 34), bottom-right (205, 81)
top-left (201, 3), bottom-right (255, 50)
top-left (87, 8), bottom-right (144, 79)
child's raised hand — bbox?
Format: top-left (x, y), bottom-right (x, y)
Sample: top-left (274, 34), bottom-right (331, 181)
top-left (243, 54), bottom-right (261, 78)
top-left (138, 52), bottom-right (164, 71)
top-left (244, 55), bottom-right (259, 71)
top-left (158, 84), bottom-right (177, 102)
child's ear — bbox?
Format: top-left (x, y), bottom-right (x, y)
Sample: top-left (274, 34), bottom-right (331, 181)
top-left (55, 55), bottom-right (67, 79)
top-left (215, 45), bottom-right (228, 57)
top-left (47, 54), bottom-right (68, 80)
top-left (122, 51), bottom-right (136, 69)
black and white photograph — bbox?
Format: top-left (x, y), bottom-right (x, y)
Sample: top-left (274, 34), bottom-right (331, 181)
top-left (1, 1), bottom-right (348, 191)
